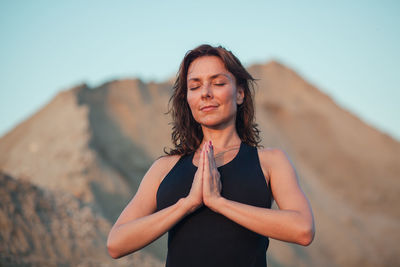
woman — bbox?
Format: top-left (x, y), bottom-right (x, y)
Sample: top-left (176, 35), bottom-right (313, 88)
top-left (107, 44), bottom-right (315, 266)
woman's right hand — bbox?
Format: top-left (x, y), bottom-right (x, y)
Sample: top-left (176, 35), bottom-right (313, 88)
top-left (185, 143), bottom-right (206, 214)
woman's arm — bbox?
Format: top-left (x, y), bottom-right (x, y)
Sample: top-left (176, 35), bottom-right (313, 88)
top-left (203, 145), bottom-right (315, 246)
top-left (107, 197), bottom-right (191, 258)
top-left (107, 152), bottom-right (204, 259)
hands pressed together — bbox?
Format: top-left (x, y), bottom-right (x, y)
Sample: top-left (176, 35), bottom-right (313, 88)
top-left (186, 140), bottom-right (223, 214)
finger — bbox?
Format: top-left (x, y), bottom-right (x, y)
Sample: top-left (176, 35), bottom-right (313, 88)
top-left (204, 145), bottom-right (211, 177)
top-left (211, 144), bottom-right (217, 169)
top-left (209, 141), bottom-right (217, 170)
top-left (198, 143), bottom-right (205, 173)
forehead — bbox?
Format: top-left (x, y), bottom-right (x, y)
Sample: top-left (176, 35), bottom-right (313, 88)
top-left (187, 56), bottom-right (233, 81)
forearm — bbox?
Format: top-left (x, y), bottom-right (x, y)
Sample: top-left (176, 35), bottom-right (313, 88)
top-left (107, 197), bottom-right (194, 258)
top-left (211, 197), bottom-right (314, 246)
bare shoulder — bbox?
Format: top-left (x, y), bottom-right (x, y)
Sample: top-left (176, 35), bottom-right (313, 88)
top-left (112, 154), bottom-right (182, 226)
top-left (257, 147), bottom-right (290, 163)
top-left (133, 154), bottom-right (181, 202)
top-left (149, 154), bottom-right (182, 184)
top-left (257, 147), bottom-right (292, 182)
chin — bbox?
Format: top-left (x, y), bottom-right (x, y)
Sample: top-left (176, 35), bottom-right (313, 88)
top-left (197, 117), bottom-right (233, 129)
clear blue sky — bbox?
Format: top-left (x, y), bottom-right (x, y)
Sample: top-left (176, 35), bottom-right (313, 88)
top-left (1, 0), bottom-right (399, 140)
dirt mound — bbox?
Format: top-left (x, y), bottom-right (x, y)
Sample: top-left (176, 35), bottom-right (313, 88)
top-left (1, 60), bottom-right (399, 266)
top-left (0, 171), bottom-right (162, 267)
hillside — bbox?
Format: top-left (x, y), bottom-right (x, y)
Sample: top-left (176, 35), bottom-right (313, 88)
top-left (0, 171), bottom-right (162, 267)
top-left (1, 60), bottom-right (399, 266)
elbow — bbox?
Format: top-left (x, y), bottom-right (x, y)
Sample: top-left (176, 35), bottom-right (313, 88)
top-left (107, 230), bottom-right (140, 259)
top-left (296, 223), bottom-right (315, 246)
top-left (107, 229), bottom-right (127, 259)
top-left (107, 247), bottom-right (121, 259)
top-left (107, 237), bottom-right (122, 259)
top-left (108, 248), bottom-right (121, 259)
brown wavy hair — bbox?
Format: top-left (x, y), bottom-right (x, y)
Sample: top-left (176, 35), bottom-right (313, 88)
top-left (164, 44), bottom-right (262, 156)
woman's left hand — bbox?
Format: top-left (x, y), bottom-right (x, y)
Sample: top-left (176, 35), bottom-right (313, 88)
top-left (203, 141), bottom-right (222, 211)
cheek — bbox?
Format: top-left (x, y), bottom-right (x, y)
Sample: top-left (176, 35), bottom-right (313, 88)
top-left (186, 93), bottom-right (197, 111)
top-left (220, 90), bottom-right (236, 107)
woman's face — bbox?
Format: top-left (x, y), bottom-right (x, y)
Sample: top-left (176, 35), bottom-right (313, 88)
top-left (186, 56), bottom-right (244, 129)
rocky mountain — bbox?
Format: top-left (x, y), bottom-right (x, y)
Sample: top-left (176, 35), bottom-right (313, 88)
top-left (248, 61), bottom-right (400, 266)
top-left (0, 171), bottom-right (162, 267)
top-left (0, 60), bottom-right (399, 266)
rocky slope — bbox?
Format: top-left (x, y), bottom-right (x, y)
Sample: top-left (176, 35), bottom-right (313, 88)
top-left (0, 60), bottom-right (399, 266)
top-left (248, 61), bottom-right (400, 266)
top-left (0, 171), bottom-right (162, 267)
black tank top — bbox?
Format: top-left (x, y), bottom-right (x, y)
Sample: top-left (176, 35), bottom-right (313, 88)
top-left (156, 141), bottom-right (273, 267)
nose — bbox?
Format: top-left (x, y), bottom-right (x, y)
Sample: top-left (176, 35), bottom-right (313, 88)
top-left (201, 82), bottom-right (212, 99)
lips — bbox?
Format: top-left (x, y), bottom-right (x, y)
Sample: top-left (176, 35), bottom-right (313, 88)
top-left (200, 105), bottom-right (218, 111)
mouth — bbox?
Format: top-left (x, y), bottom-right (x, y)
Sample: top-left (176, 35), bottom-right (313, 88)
top-left (200, 105), bottom-right (218, 112)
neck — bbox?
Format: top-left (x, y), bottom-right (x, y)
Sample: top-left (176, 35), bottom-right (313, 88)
top-left (200, 121), bottom-right (241, 150)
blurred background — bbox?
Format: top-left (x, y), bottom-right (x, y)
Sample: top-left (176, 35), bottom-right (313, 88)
top-left (1, 1), bottom-right (399, 266)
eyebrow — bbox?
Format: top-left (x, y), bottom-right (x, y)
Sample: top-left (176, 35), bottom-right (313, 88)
top-left (188, 73), bottom-right (230, 82)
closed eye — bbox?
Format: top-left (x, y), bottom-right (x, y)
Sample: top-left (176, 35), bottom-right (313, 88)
top-left (214, 83), bottom-right (226, 86)
top-left (189, 86), bottom-right (200, 90)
